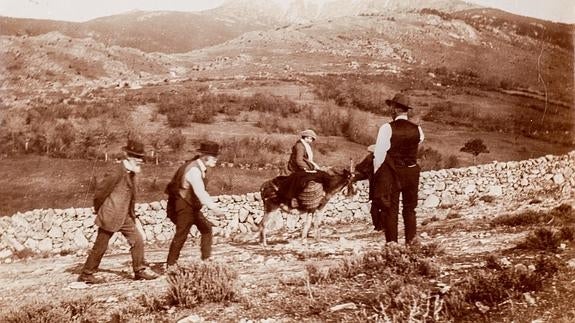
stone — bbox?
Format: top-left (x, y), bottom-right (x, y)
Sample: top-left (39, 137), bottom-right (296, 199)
top-left (150, 201), bottom-right (162, 211)
top-left (464, 184), bottom-right (476, 195)
top-left (30, 228), bottom-right (48, 240)
top-left (156, 209), bottom-right (167, 220)
top-left (24, 238), bottom-right (38, 250)
top-left (487, 185), bottom-right (503, 197)
top-left (64, 208), bottom-right (77, 217)
top-left (286, 214), bottom-right (299, 230)
top-left (11, 214), bottom-right (29, 229)
top-left (239, 208), bottom-right (249, 222)
top-left (177, 314), bottom-right (203, 323)
top-left (82, 217), bottom-right (95, 228)
top-left (0, 248), bottom-right (14, 259)
top-left (434, 182), bottom-right (446, 191)
top-left (553, 173), bottom-right (565, 185)
top-left (423, 195), bottom-right (440, 208)
top-left (42, 212), bottom-right (55, 231)
top-left (160, 200), bottom-right (168, 209)
top-left (48, 227), bottom-right (64, 239)
top-left (523, 292), bottom-right (536, 306)
top-left (38, 238), bottom-right (53, 252)
top-left (73, 230), bottom-right (90, 249)
top-left (62, 221), bottom-right (82, 231)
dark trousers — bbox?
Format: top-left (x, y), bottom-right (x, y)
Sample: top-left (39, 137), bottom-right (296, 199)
top-left (166, 196), bottom-right (213, 265)
top-left (82, 215), bottom-right (145, 274)
top-left (370, 199), bottom-right (383, 231)
top-left (381, 165), bottom-right (420, 243)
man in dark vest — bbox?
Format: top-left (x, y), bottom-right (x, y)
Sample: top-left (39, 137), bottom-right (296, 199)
top-left (79, 139), bottom-right (158, 284)
top-left (165, 141), bottom-right (225, 266)
top-left (372, 93), bottom-right (424, 244)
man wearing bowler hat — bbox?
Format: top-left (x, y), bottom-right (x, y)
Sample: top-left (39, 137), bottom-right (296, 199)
top-left (165, 141), bottom-right (225, 266)
top-left (373, 93), bottom-right (424, 244)
top-left (78, 139), bottom-right (158, 284)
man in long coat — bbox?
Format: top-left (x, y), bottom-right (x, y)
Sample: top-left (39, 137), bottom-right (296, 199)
top-left (79, 139), bottom-right (158, 284)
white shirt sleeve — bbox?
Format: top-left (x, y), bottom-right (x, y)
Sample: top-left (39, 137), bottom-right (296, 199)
top-left (185, 167), bottom-right (220, 211)
top-left (373, 123), bottom-right (392, 173)
top-left (418, 126), bottom-right (425, 143)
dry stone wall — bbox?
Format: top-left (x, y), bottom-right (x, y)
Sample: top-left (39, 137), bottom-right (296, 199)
top-left (0, 151), bottom-right (573, 262)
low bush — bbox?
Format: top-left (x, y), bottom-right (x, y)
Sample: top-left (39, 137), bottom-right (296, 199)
top-left (516, 227), bottom-right (570, 252)
top-left (492, 204), bottom-right (574, 228)
top-left (306, 242), bottom-right (441, 284)
top-left (166, 261), bottom-right (238, 308)
top-left (444, 255), bottom-right (562, 318)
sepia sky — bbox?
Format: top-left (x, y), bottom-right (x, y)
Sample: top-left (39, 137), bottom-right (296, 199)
top-left (0, 0), bottom-right (573, 23)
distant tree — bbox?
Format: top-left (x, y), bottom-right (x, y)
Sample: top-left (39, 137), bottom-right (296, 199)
top-left (460, 138), bottom-right (489, 164)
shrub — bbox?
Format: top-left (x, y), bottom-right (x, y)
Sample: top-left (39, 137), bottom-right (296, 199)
top-left (166, 261), bottom-right (238, 308)
top-left (516, 227), bottom-right (561, 252)
top-left (418, 146), bottom-right (443, 170)
top-left (219, 136), bottom-right (289, 166)
top-left (445, 255), bottom-right (561, 318)
top-left (306, 243), bottom-right (440, 284)
top-left (1, 302), bottom-right (72, 323)
top-left (165, 130), bottom-right (186, 151)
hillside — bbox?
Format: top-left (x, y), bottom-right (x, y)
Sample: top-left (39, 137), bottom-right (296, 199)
top-left (0, 10), bottom-right (266, 54)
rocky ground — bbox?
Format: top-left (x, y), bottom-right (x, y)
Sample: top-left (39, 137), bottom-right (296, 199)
top-left (0, 194), bottom-right (574, 322)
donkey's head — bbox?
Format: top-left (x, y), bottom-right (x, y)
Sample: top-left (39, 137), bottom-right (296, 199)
top-left (324, 167), bottom-right (355, 197)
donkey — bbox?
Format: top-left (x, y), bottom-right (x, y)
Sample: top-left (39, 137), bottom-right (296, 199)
top-left (257, 168), bottom-right (354, 245)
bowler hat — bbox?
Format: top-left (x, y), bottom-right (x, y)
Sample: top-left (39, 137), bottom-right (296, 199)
top-left (385, 93), bottom-right (413, 110)
top-left (198, 141), bottom-right (220, 156)
top-left (300, 129), bottom-right (318, 140)
top-left (123, 139), bottom-right (145, 158)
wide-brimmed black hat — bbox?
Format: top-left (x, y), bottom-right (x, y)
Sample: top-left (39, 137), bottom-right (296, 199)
top-left (198, 141), bottom-right (220, 156)
top-left (385, 93), bottom-right (413, 111)
top-left (123, 139), bottom-right (145, 158)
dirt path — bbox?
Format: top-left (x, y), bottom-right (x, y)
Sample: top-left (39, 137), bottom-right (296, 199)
top-left (0, 196), bottom-right (570, 317)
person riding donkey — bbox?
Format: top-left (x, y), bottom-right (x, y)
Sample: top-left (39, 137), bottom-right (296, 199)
top-left (277, 129), bottom-right (333, 210)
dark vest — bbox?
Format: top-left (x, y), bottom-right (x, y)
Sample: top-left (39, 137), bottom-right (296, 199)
top-left (165, 158), bottom-right (203, 209)
top-left (387, 119), bottom-right (420, 167)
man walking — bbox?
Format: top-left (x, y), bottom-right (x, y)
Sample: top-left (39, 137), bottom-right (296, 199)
top-left (165, 141), bottom-right (225, 266)
top-left (78, 139), bottom-right (158, 284)
top-left (373, 93), bottom-right (424, 244)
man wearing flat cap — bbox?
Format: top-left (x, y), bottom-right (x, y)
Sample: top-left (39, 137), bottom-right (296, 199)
top-left (165, 141), bottom-right (225, 266)
top-left (373, 93), bottom-right (424, 244)
top-left (288, 129), bottom-right (321, 173)
top-left (79, 139), bottom-right (158, 284)
top-left (280, 129), bottom-right (331, 209)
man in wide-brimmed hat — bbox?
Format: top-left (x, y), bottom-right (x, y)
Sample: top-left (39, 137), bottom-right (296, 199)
top-left (165, 141), bottom-right (225, 266)
top-left (79, 139), bottom-right (159, 284)
top-left (372, 93), bottom-right (425, 244)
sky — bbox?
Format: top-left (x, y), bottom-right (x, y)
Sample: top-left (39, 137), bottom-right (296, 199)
top-left (0, 0), bottom-right (573, 23)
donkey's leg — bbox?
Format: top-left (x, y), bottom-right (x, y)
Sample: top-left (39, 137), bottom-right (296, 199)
top-left (301, 212), bottom-right (313, 241)
top-left (259, 210), bottom-right (271, 246)
top-left (259, 206), bottom-right (281, 246)
top-left (312, 210), bottom-right (324, 241)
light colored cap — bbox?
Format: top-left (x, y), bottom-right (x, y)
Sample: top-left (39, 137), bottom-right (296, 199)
top-left (300, 129), bottom-right (318, 140)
